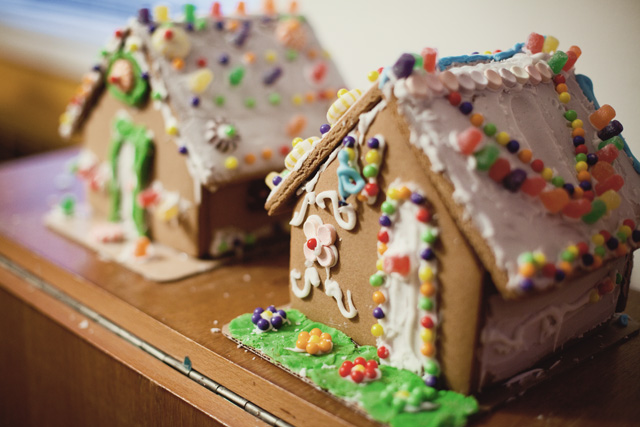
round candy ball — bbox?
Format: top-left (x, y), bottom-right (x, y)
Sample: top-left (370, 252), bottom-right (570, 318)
top-left (256, 318), bottom-right (270, 331)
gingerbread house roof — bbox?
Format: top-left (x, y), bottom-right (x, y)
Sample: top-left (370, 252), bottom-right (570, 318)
top-left (59, 3), bottom-right (345, 191)
top-left (266, 35), bottom-right (640, 298)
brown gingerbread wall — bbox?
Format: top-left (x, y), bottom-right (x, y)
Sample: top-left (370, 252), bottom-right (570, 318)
top-left (288, 100), bottom-right (485, 394)
top-left (81, 93), bottom-right (200, 256)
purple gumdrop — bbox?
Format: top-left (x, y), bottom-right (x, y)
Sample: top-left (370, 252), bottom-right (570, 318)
top-left (379, 215), bottom-right (391, 227)
top-left (277, 309), bottom-right (287, 319)
top-left (263, 67), bottom-right (283, 85)
top-left (392, 53), bottom-right (416, 79)
top-left (254, 307), bottom-right (264, 315)
top-left (257, 318), bottom-right (270, 331)
top-left (597, 120), bottom-right (623, 140)
top-left (410, 192), bottom-right (425, 205)
top-left (503, 168), bottom-right (527, 192)
top-left (373, 307), bottom-right (385, 319)
top-left (251, 313), bottom-right (262, 325)
top-left (267, 305), bottom-right (277, 313)
top-left (421, 248), bottom-right (435, 261)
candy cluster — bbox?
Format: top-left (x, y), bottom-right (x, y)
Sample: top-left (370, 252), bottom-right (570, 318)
top-left (356, 135), bottom-right (386, 205)
top-left (338, 357), bottom-right (381, 383)
top-left (252, 306), bottom-right (289, 331)
top-left (369, 184), bottom-right (441, 387)
top-left (295, 328), bottom-right (333, 355)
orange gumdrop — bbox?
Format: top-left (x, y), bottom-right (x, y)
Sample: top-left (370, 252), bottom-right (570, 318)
top-left (286, 114), bottom-right (307, 137)
top-left (590, 162), bottom-right (615, 182)
top-left (296, 339), bottom-right (308, 350)
top-left (562, 199), bottom-right (592, 218)
top-left (589, 104), bottom-right (616, 130)
top-left (134, 236), bottom-right (150, 257)
top-left (539, 188), bottom-right (570, 213)
top-left (594, 174), bottom-right (624, 196)
top-left (319, 340), bottom-right (333, 353)
top-left (310, 328), bottom-right (322, 337)
top-left (306, 342), bottom-right (320, 355)
top-left (298, 331), bottom-right (310, 340)
top-left (521, 176), bottom-right (547, 197)
top-left (320, 333), bottom-right (332, 341)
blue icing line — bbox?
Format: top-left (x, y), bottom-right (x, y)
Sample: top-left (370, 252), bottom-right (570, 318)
top-left (437, 43), bottom-right (524, 71)
top-left (576, 74), bottom-right (640, 174)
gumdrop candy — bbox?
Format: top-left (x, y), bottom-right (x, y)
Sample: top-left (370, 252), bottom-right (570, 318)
top-left (591, 161), bottom-right (615, 182)
top-left (503, 168), bottom-right (527, 192)
top-left (392, 53), bottom-right (416, 79)
top-left (568, 45), bottom-right (582, 58)
top-left (474, 145), bottom-right (500, 171)
top-left (421, 47), bottom-right (438, 73)
top-left (589, 104), bottom-right (616, 130)
top-left (383, 255), bottom-right (411, 276)
top-left (547, 51), bottom-right (568, 74)
top-left (594, 174), bottom-right (624, 196)
top-left (562, 198), bottom-right (592, 218)
top-left (595, 143), bottom-right (619, 163)
top-left (582, 199), bottom-right (607, 224)
top-left (597, 121), bottom-right (624, 142)
top-left (526, 33), bottom-right (544, 54)
top-left (187, 68), bottom-right (213, 94)
top-left (562, 50), bottom-right (578, 71)
top-left (599, 189), bottom-right (621, 211)
top-left (457, 127), bottom-right (484, 155)
top-left (542, 36), bottom-right (559, 54)
top-left (489, 158), bottom-right (510, 182)
top-left (521, 176), bottom-right (547, 197)
top-left (540, 188), bottom-right (569, 213)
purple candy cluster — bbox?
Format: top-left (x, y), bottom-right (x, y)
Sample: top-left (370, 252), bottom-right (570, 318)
top-left (251, 305), bottom-right (288, 331)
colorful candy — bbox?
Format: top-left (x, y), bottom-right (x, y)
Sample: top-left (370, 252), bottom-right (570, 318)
top-left (187, 68), bottom-right (213, 94)
top-left (326, 88), bottom-right (362, 125)
top-left (296, 328), bottom-right (333, 354)
top-left (525, 32), bottom-right (544, 53)
top-left (457, 127), bottom-right (484, 154)
top-left (392, 53), bottom-right (416, 79)
top-left (589, 104), bottom-right (616, 130)
top-left (547, 51), bottom-right (568, 74)
top-left (421, 47), bottom-right (438, 73)
top-left (542, 35), bottom-right (559, 53)
top-left (540, 188), bottom-right (570, 213)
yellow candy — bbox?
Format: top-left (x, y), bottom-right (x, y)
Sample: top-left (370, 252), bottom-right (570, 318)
top-left (224, 156), bottom-right (239, 169)
top-left (371, 324), bottom-right (384, 337)
top-left (292, 94), bottom-right (303, 106)
top-left (264, 49), bottom-right (277, 63)
top-left (589, 289), bottom-right (600, 303)
top-left (575, 161), bottom-right (588, 172)
top-left (367, 70), bottom-right (379, 82)
top-left (571, 119), bottom-right (584, 129)
top-left (387, 188), bottom-right (400, 200)
top-left (542, 35), bottom-right (559, 53)
top-left (187, 68), bottom-right (213, 94)
top-left (157, 200), bottom-right (179, 222)
top-left (309, 335), bottom-right (320, 344)
top-left (154, 5), bottom-right (169, 22)
top-left (496, 132), bottom-right (510, 146)
top-left (533, 251), bottom-right (546, 267)
top-left (345, 147), bottom-right (356, 161)
top-left (337, 88), bottom-right (349, 97)
top-left (376, 259), bottom-right (384, 271)
top-left (285, 136), bottom-right (320, 170)
top-left (352, 364), bottom-right (366, 373)
top-left (558, 92), bottom-right (571, 104)
top-left (291, 137), bottom-right (303, 147)
top-left (567, 245), bottom-right (579, 257)
top-left (326, 88), bottom-right (363, 124)
top-left (592, 234), bottom-right (605, 246)
top-left (59, 112), bottom-right (71, 125)
top-left (619, 225), bottom-right (632, 238)
top-left (365, 149), bottom-right (380, 164)
top-left (165, 120), bottom-right (178, 135)
top-left (420, 328), bottom-right (434, 343)
top-left (599, 190), bottom-right (621, 211)
top-left (419, 266), bottom-right (433, 282)
top-left (541, 167), bottom-right (553, 181)
top-left (262, 310), bottom-right (273, 319)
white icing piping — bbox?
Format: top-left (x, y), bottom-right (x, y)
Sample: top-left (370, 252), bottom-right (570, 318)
top-left (289, 190), bottom-right (356, 231)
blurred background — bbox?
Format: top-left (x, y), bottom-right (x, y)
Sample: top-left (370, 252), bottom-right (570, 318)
top-left (0, 0), bottom-right (639, 285)
top-left (1, 0), bottom-right (639, 160)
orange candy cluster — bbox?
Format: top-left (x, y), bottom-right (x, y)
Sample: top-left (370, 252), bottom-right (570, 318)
top-left (296, 328), bottom-right (333, 355)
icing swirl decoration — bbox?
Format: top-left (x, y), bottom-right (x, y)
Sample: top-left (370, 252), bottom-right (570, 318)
top-left (303, 215), bottom-right (338, 268)
top-left (205, 118), bottom-right (240, 153)
top-left (150, 24), bottom-right (191, 60)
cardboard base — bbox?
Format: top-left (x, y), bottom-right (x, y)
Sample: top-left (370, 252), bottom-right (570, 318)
top-left (45, 205), bottom-right (220, 282)
top-left (476, 313), bottom-right (640, 411)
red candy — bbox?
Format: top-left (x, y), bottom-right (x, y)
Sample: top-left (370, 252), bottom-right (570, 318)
top-left (575, 145), bottom-right (588, 155)
top-left (623, 219), bottom-right (636, 229)
top-left (421, 47), bottom-right (438, 73)
top-left (526, 32), bottom-right (544, 54)
top-left (137, 188), bottom-right (159, 208)
top-left (354, 357), bottom-right (367, 366)
top-left (457, 127), bottom-right (484, 154)
top-left (521, 176), bottom-right (547, 197)
top-left (598, 278), bottom-right (614, 295)
top-left (600, 230), bottom-right (612, 241)
top-left (366, 360), bottom-right (379, 370)
top-left (489, 158), bottom-right (510, 182)
top-left (562, 50), bottom-right (578, 71)
top-left (377, 346), bottom-right (389, 359)
top-left (365, 183), bottom-right (379, 196)
top-left (416, 207), bottom-right (431, 223)
top-left (591, 162), bottom-right (615, 182)
top-left (339, 365), bottom-right (351, 378)
top-left (279, 145), bottom-right (290, 155)
top-left (594, 174), bottom-right (624, 196)
top-left (583, 190), bottom-right (595, 201)
top-left (562, 199), bottom-right (592, 218)
top-left (595, 144), bottom-right (619, 163)
top-left (576, 241), bottom-right (589, 255)
top-left (530, 159), bottom-right (544, 173)
top-left (542, 263), bottom-right (557, 278)
top-left (421, 315), bottom-right (434, 329)
top-left (448, 91), bottom-right (462, 106)
top-left (553, 75), bottom-right (566, 85)
top-left (540, 188), bottom-right (570, 213)
top-left (365, 367), bottom-right (378, 379)
top-left (384, 255), bottom-right (411, 276)
top-left (351, 369), bottom-right (364, 383)
top-left (377, 230), bottom-right (389, 243)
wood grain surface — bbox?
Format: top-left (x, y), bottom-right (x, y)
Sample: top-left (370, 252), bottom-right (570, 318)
top-left (1, 149), bottom-right (639, 427)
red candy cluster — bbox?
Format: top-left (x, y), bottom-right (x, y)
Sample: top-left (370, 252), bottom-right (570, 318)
top-left (339, 357), bottom-right (380, 383)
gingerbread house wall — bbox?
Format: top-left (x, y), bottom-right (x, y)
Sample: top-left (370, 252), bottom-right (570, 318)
top-left (288, 101), bottom-right (485, 394)
top-left (82, 93), bottom-right (200, 256)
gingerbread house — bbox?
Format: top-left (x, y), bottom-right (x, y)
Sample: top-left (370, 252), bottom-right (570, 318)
top-left (58, 2), bottom-right (345, 260)
top-left (264, 34), bottom-right (640, 394)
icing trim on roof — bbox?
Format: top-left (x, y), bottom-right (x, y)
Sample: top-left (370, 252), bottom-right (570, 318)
top-left (437, 43), bottom-right (525, 71)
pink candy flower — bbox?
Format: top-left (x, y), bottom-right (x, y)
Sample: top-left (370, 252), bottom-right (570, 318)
top-left (303, 215), bottom-right (338, 268)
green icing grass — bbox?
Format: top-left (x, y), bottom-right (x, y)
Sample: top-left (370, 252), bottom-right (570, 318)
top-left (229, 309), bottom-right (477, 426)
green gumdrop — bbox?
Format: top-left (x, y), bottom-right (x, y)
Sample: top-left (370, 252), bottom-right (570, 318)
top-left (286, 49), bottom-right (298, 61)
top-left (548, 51), bottom-right (568, 74)
top-left (598, 136), bottom-right (624, 151)
top-left (369, 274), bottom-right (384, 287)
top-left (214, 95), bottom-right (225, 106)
top-left (363, 164), bottom-right (379, 178)
top-left (412, 53), bottom-right (424, 70)
top-left (419, 297), bottom-right (433, 311)
top-left (474, 145), bottom-right (500, 171)
top-left (552, 176), bottom-right (565, 188)
top-left (229, 66), bottom-right (245, 86)
top-left (381, 201), bottom-right (396, 215)
top-left (268, 92), bottom-right (281, 105)
top-left (60, 195), bottom-right (75, 216)
top-left (195, 17), bottom-right (207, 31)
top-left (581, 199), bottom-right (607, 224)
top-left (561, 250), bottom-right (575, 262)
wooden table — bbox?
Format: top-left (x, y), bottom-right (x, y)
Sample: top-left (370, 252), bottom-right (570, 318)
top-left (1, 149), bottom-right (639, 427)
